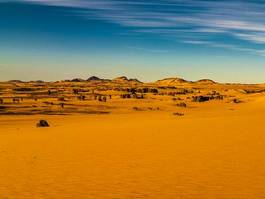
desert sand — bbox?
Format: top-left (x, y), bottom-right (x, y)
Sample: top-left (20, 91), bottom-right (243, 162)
top-left (1, 77), bottom-right (265, 198)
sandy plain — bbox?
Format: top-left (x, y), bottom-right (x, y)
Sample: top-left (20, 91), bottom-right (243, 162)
top-left (1, 78), bottom-right (265, 198)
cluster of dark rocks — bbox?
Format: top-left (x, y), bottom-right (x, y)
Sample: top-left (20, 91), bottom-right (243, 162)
top-left (120, 93), bottom-right (144, 99)
top-left (114, 88), bottom-right (158, 94)
top-left (177, 102), bottom-right (187, 108)
top-left (192, 96), bottom-right (211, 102)
top-left (173, 112), bottom-right (184, 116)
top-left (192, 93), bottom-right (225, 102)
top-left (94, 95), bottom-right (108, 102)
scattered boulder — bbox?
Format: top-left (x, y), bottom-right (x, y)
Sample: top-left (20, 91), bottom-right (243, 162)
top-left (192, 96), bottom-right (210, 102)
top-left (120, 94), bottom-right (131, 99)
top-left (36, 120), bottom-right (49, 128)
top-left (177, 102), bottom-right (187, 108)
top-left (133, 107), bottom-right (142, 111)
top-left (12, 98), bottom-right (20, 104)
top-left (173, 97), bottom-right (182, 101)
top-left (173, 112), bottom-right (184, 116)
top-left (233, 98), bottom-right (242, 103)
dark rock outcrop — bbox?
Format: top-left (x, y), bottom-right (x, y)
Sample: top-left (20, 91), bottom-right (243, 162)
top-left (37, 120), bottom-right (49, 128)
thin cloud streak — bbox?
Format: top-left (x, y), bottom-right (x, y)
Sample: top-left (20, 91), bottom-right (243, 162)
top-left (183, 39), bottom-right (265, 57)
top-left (5, 0), bottom-right (265, 56)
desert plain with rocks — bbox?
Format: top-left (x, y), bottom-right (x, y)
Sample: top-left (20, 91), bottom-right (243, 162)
top-left (1, 76), bottom-right (265, 198)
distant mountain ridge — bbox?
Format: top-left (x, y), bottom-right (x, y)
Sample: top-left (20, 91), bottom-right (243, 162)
top-left (156, 77), bottom-right (218, 85)
top-left (112, 76), bottom-right (142, 84)
top-left (87, 76), bottom-right (101, 81)
top-left (156, 77), bottom-right (189, 85)
top-left (196, 79), bottom-right (217, 84)
top-left (4, 76), bottom-right (219, 85)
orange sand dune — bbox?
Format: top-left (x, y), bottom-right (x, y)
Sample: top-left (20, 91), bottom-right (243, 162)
top-left (1, 93), bottom-right (265, 198)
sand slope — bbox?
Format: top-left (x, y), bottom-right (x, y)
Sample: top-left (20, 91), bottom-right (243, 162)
top-left (1, 93), bottom-right (265, 198)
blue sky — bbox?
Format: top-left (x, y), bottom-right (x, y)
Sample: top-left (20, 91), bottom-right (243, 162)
top-left (1, 0), bottom-right (265, 82)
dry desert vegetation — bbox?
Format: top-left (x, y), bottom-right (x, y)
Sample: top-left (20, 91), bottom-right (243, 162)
top-left (1, 76), bottom-right (265, 198)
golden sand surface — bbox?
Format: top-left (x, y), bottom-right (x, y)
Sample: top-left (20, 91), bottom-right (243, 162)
top-left (1, 80), bottom-right (265, 198)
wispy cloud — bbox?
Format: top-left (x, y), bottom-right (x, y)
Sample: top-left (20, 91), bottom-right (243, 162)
top-left (14, 0), bottom-right (119, 10)
top-left (234, 33), bottom-right (265, 44)
top-left (183, 39), bottom-right (265, 57)
top-left (5, 0), bottom-right (265, 56)
top-left (182, 40), bottom-right (211, 45)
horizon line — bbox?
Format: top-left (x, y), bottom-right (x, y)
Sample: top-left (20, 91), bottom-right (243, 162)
top-left (2, 76), bottom-right (264, 85)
